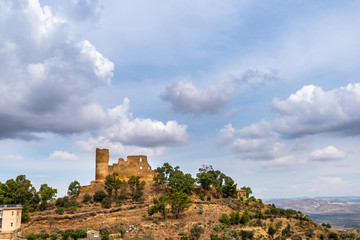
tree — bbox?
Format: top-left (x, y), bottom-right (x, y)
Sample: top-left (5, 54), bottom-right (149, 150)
top-left (240, 209), bottom-right (251, 224)
top-left (153, 163), bottom-right (177, 185)
top-left (221, 177), bottom-right (237, 198)
top-left (267, 226), bottom-right (276, 237)
top-left (128, 176), bottom-right (145, 201)
top-left (93, 190), bottom-right (106, 202)
top-left (169, 192), bottom-right (192, 219)
top-left (67, 180), bottom-right (81, 197)
top-left (196, 165), bottom-right (216, 190)
top-left (241, 186), bottom-right (253, 198)
top-left (169, 171), bottom-right (195, 195)
top-left (38, 184), bottom-right (57, 210)
top-left (148, 193), bottom-right (170, 219)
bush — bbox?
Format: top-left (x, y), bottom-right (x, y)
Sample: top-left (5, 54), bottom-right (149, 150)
top-left (207, 195), bottom-right (211, 201)
top-left (55, 207), bottom-right (65, 215)
top-left (268, 226), bottom-right (276, 237)
top-left (101, 197), bottom-right (113, 208)
top-left (93, 190), bottom-right (107, 202)
top-left (37, 233), bottom-right (49, 239)
top-left (328, 232), bottom-right (339, 240)
top-left (100, 229), bottom-right (110, 240)
top-left (199, 193), bottom-right (205, 201)
top-left (219, 213), bottom-right (230, 225)
top-left (25, 234), bottom-right (37, 240)
top-left (239, 230), bottom-right (254, 240)
top-left (189, 224), bottom-right (204, 240)
top-left (119, 227), bottom-right (126, 237)
top-left (50, 236), bottom-right (58, 240)
top-left (60, 232), bottom-right (71, 240)
top-left (82, 193), bottom-right (92, 203)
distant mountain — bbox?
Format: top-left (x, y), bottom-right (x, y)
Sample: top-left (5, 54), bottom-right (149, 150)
top-left (265, 196), bottom-right (360, 229)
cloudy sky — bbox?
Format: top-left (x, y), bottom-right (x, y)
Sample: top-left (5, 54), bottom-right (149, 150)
top-left (1, 0), bottom-right (360, 199)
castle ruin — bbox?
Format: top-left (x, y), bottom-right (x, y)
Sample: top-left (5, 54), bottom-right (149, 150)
top-left (94, 148), bottom-right (154, 182)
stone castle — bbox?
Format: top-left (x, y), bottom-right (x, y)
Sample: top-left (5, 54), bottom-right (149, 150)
top-left (94, 148), bottom-right (155, 182)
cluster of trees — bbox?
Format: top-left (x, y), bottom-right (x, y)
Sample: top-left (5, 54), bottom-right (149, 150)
top-left (0, 175), bottom-right (57, 221)
top-left (148, 191), bottom-right (192, 219)
top-left (154, 163), bottom-right (244, 199)
top-left (79, 174), bottom-right (146, 209)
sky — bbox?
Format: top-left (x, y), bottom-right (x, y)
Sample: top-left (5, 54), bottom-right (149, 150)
top-left (1, 0), bottom-right (360, 199)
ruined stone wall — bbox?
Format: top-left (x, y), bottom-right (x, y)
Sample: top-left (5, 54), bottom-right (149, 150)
top-left (94, 148), bottom-right (154, 182)
top-left (108, 155), bottom-right (154, 180)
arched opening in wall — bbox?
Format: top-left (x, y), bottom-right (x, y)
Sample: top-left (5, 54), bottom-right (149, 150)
top-left (140, 166), bottom-right (143, 170)
top-left (140, 157), bottom-right (142, 162)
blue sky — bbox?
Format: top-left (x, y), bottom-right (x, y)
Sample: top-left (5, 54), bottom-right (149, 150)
top-left (1, 0), bottom-right (360, 199)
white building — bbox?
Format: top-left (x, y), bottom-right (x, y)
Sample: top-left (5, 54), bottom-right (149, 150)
top-left (0, 205), bottom-right (22, 240)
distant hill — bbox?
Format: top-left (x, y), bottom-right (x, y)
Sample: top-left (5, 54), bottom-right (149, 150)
top-left (265, 196), bottom-right (360, 229)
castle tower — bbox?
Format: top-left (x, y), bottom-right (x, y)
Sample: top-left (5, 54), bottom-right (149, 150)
top-left (95, 148), bottom-right (109, 182)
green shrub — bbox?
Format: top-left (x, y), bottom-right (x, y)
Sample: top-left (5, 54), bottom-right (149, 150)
top-left (100, 229), bottom-right (110, 240)
top-left (37, 233), bottom-right (49, 239)
top-left (82, 193), bottom-right (92, 203)
top-left (268, 226), bottom-right (276, 237)
top-left (25, 234), bottom-right (37, 240)
top-left (55, 207), bottom-right (65, 215)
top-left (199, 193), bottom-right (205, 201)
top-left (115, 199), bottom-right (123, 205)
top-left (328, 232), bottom-right (339, 240)
top-left (239, 230), bottom-right (254, 240)
top-left (93, 190), bottom-right (107, 202)
top-left (60, 232), bottom-right (71, 240)
top-left (219, 213), bottom-right (230, 225)
top-left (119, 227), bottom-right (126, 237)
top-left (101, 197), bottom-right (113, 208)
top-left (50, 235), bottom-right (58, 240)
top-left (189, 224), bottom-right (204, 240)
top-left (207, 195), bottom-right (211, 201)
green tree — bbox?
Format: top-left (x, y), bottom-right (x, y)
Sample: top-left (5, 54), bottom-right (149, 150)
top-left (93, 190), bottom-right (107, 202)
top-left (148, 193), bottom-right (170, 219)
top-left (153, 163), bottom-right (177, 185)
top-left (196, 165), bottom-right (217, 190)
top-left (67, 180), bottom-right (81, 197)
top-left (268, 226), bottom-right (276, 237)
top-left (128, 176), bottom-right (145, 201)
top-left (241, 186), bottom-right (253, 198)
top-left (38, 184), bottom-right (57, 210)
top-left (169, 192), bottom-right (192, 219)
top-left (169, 171), bottom-right (195, 195)
top-left (240, 209), bottom-right (251, 224)
top-left (221, 177), bottom-right (237, 198)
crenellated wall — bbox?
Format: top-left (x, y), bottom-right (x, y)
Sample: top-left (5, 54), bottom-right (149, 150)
top-left (94, 148), bottom-right (154, 182)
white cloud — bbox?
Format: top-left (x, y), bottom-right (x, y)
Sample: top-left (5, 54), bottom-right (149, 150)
top-left (76, 98), bottom-right (189, 155)
top-left (161, 79), bottom-right (234, 115)
top-left (49, 151), bottom-right (78, 161)
top-left (218, 83), bottom-right (359, 166)
top-left (319, 177), bottom-right (344, 184)
top-left (261, 156), bottom-right (307, 168)
top-left (272, 83), bottom-right (360, 137)
top-left (311, 146), bottom-right (346, 161)
top-left (0, 155), bottom-right (23, 161)
top-left (0, 0), bottom-right (114, 139)
top-left (218, 123), bottom-right (284, 160)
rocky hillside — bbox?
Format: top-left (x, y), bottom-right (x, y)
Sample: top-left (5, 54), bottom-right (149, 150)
top-left (21, 182), bottom-right (355, 240)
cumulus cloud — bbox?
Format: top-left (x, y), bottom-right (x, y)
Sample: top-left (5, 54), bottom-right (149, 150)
top-left (58, 0), bottom-right (102, 22)
top-left (261, 156), bottom-right (307, 168)
top-left (49, 151), bottom-right (79, 161)
top-left (0, 155), bottom-right (23, 161)
top-left (230, 68), bottom-right (279, 88)
top-left (218, 83), bottom-right (358, 165)
top-left (311, 146), bottom-right (346, 161)
top-left (319, 177), bottom-right (344, 184)
top-left (161, 79), bottom-right (234, 115)
top-left (0, 0), bottom-right (113, 139)
top-left (272, 83), bottom-right (360, 137)
top-left (76, 98), bottom-right (189, 156)
top-left (218, 123), bottom-right (283, 160)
